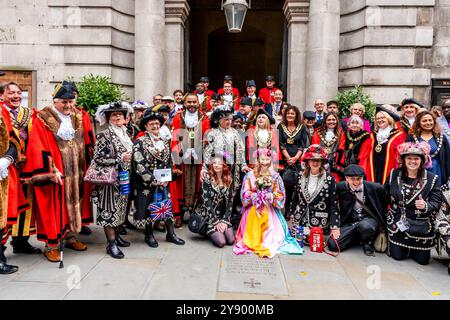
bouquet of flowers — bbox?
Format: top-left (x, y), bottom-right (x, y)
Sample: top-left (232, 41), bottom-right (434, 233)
top-left (252, 175), bottom-right (274, 212)
top-left (256, 175), bottom-right (273, 191)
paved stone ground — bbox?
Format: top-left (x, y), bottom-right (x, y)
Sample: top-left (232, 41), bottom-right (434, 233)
top-left (0, 225), bottom-right (449, 300)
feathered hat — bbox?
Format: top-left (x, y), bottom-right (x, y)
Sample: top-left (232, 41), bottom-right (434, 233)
top-left (95, 101), bottom-right (133, 126)
top-left (210, 105), bottom-right (233, 129)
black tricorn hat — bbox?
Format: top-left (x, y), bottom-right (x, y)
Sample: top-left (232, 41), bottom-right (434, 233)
top-left (200, 76), bottom-right (209, 82)
top-left (265, 75), bottom-right (275, 81)
top-left (254, 108), bottom-right (275, 125)
top-left (398, 98), bottom-right (425, 111)
top-left (140, 109), bottom-right (165, 131)
top-left (224, 75), bottom-right (233, 81)
top-left (240, 97), bottom-right (253, 106)
top-left (343, 164), bottom-right (365, 177)
top-left (211, 93), bottom-right (221, 101)
top-left (254, 98), bottom-right (264, 106)
top-left (53, 83), bottom-right (76, 99)
top-left (376, 105), bottom-right (400, 122)
top-left (157, 105), bottom-right (171, 113)
top-left (62, 80), bottom-right (78, 93)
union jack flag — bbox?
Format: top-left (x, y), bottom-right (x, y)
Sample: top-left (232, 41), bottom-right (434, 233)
top-left (149, 199), bottom-right (173, 222)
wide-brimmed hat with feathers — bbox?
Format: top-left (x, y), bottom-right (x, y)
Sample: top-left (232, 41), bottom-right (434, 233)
top-left (95, 101), bottom-right (133, 126)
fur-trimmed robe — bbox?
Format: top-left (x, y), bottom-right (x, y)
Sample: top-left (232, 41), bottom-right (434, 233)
top-left (21, 106), bottom-right (86, 245)
top-left (0, 105), bottom-right (28, 233)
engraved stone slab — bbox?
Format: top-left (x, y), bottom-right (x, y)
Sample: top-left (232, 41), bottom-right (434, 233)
top-left (218, 251), bottom-right (289, 296)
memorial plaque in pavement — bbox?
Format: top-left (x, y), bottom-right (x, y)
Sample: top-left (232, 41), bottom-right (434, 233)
top-left (218, 251), bottom-right (289, 295)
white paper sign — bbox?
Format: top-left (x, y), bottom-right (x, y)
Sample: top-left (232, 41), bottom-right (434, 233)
top-left (153, 168), bottom-right (172, 182)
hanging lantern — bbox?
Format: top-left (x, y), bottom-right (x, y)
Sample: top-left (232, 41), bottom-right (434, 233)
top-left (222, 0), bottom-right (250, 33)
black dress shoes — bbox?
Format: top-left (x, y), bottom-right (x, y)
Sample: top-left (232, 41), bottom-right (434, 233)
top-left (145, 235), bottom-right (159, 248)
top-left (115, 234), bottom-right (130, 247)
top-left (363, 243), bottom-right (375, 256)
top-left (106, 241), bottom-right (124, 259)
top-left (79, 226), bottom-right (92, 235)
top-left (0, 262), bottom-right (18, 275)
top-left (12, 242), bottom-right (42, 254)
top-left (166, 234), bottom-right (185, 245)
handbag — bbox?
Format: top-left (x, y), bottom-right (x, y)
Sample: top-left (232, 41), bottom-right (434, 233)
top-left (148, 187), bottom-right (173, 222)
top-left (188, 199), bottom-right (207, 235)
top-left (282, 165), bottom-right (299, 188)
top-left (84, 161), bottom-right (118, 185)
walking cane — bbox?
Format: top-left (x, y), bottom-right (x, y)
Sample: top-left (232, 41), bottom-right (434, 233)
top-left (58, 181), bottom-right (64, 269)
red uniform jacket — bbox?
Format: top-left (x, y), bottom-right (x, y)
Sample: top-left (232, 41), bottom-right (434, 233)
top-left (259, 87), bottom-right (280, 104)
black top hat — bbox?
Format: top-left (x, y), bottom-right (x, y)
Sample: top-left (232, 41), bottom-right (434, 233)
top-left (224, 75), bottom-right (233, 81)
top-left (200, 76), bottom-right (209, 82)
top-left (265, 75), bottom-right (275, 81)
top-left (254, 108), bottom-right (275, 125)
top-left (303, 111), bottom-right (316, 120)
top-left (376, 105), bottom-right (400, 122)
top-left (246, 80), bottom-right (256, 88)
top-left (398, 98), bottom-right (424, 111)
top-left (53, 84), bottom-right (76, 99)
top-left (140, 109), bottom-right (165, 131)
top-left (343, 164), bottom-right (365, 177)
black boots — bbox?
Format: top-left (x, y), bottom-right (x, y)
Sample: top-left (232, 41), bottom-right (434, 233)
top-left (363, 242), bottom-right (375, 256)
top-left (144, 223), bottom-right (158, 248)
top-left (106, 240), bottom-right (124, 259)
top-left (115, 233), bottom-right (130, 248)
top-left (11, 237), bottom-right (42, 254)
top-left (165, 220), bottom-right (185, 245)
top-left (0, 243), bottom-right (18, 275)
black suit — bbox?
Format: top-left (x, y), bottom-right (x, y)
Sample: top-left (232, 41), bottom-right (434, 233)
top-left (327, 181), bottom-right (387, 251)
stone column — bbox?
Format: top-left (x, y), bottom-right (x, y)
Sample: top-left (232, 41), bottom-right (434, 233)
top-left (305, 0), bottom-right (340, 110)
top-left (165, 0), bottom-right (190, 94)
top-left (135, 0), bottom-right (166, 102)
top-left (283, 0), bottom-right (310, 111)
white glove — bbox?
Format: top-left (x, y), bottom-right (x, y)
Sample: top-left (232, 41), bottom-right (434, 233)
top-left (0, 157), bottom-right (11, 181)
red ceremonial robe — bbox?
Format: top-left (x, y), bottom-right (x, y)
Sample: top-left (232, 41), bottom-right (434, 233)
top-left (362, 130), bottom-right (406, 184)
top-left (0, 106), bottom-right (29, 244)
top-left (171, 111), bottom-right (210, 205)
top-left (259, 87), bottom-right (280, 104)
top-left (79, 107), bottom-right (94, 225)
top-left (21, 108), bottom-right (87, 246)
top-left (245, 125), bottom-right (282, 170)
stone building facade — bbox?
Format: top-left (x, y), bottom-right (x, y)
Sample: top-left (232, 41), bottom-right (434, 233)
top-left (0, 0), bottom-right (449, 110)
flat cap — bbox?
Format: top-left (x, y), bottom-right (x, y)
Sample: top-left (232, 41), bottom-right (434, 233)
top-left (303, 111), bottom-right (316, 120)
top-left (343, 164), bottom-right (366, 177)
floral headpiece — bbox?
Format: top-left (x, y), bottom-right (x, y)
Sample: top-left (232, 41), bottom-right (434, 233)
top-left (397, 142), bottom-right (432, 168)
top-left (301, 144), bottom-right (327, 163)
top-left (131, 100), bottom-right (149, 110)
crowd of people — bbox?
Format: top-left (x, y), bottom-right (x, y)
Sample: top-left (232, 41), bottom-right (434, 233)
top-left (0, 73), bottom-right (450, 277)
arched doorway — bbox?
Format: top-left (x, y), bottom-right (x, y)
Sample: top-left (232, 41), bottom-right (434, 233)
top-left (187, 0), bottom-right (284, 94)
top-left (208, 25), bottom-right (266, 92)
